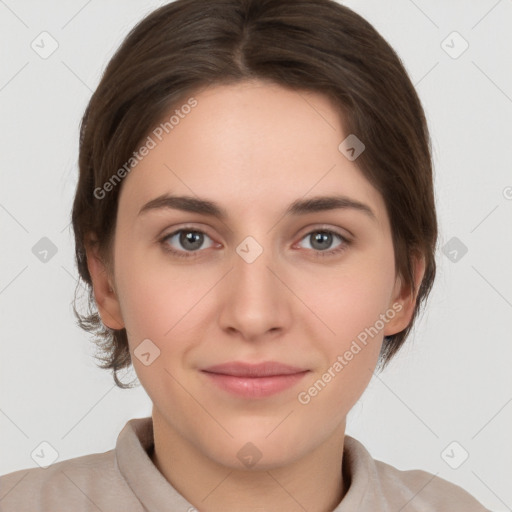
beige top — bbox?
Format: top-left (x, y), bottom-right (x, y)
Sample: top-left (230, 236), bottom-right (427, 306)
top-left (0, 416), bottom-right (489, 511)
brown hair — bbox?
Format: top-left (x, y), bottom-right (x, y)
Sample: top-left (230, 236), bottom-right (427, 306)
top-left (71, 0), bottom-right (437, 389)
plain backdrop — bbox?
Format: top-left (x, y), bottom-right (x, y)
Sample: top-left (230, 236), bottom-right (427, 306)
top-left (0, 1), bottom-right (511, 510)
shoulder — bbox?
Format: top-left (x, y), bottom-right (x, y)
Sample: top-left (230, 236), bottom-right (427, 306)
top-left (342, 436), bottom-right (490, 512)
top-left (373, 457), bottom-right (490, 511)
top-left (0, 450), bottom-right (140, 512)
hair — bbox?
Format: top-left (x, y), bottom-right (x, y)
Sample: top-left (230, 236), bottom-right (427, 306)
top-left (71, 0), bottom-right (437, 389)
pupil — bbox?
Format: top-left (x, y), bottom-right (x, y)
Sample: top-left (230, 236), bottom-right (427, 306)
top-left (312, 232), bottom-right (331, 251)
top-left (182, 231), bottom-right (202, 250)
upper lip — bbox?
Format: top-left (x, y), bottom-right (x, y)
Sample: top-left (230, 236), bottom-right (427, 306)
top-left (201, 361), bottom-right (309, 377)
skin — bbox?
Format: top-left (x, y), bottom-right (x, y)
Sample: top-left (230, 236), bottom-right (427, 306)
top-left (86, 79), bottom-right (425, 512)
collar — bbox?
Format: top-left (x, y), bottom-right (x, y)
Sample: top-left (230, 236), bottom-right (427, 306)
top-left (116, 416), bottom-right (379, 511)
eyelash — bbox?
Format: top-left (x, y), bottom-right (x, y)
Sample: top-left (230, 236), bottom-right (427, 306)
top-left (158, 226), bottom-right (351, 259)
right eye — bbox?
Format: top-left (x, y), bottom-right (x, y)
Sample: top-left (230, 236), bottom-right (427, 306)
top-left (159, 227), bottom-right (217, 258)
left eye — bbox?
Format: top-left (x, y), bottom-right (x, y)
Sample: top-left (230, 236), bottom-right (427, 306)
top-left (296, 229), bottom-right (347, 254)
top-left (160, 228), bottom-right (349, 258)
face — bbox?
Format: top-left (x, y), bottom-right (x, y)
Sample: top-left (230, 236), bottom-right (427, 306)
top-left (88, 80), bottom-right (420, 469)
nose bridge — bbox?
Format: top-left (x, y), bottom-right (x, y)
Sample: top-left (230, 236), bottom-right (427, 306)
top-left (217, 231), bottom-right (290, 337)
top-left (232, 233), bottom-right (277, 297)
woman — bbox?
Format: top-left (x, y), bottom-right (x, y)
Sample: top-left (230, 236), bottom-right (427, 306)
top-left (0, 0), bottom-right (491, 510)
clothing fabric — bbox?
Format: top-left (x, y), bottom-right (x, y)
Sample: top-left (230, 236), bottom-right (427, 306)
top-left (0, 416), bottom-right (490, 511)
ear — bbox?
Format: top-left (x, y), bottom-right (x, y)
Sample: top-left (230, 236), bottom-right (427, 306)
top-left (383, 251), bottom-right (426, 337)
top-left (84, 233), bottom-right (125, 330)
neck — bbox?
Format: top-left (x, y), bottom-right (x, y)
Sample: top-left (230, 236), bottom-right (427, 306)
top-left (150, 413), bottom-right (347, 512)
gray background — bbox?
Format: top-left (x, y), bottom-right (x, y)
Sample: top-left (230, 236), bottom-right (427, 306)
top-left (1, 1), bottom-right (511, 510)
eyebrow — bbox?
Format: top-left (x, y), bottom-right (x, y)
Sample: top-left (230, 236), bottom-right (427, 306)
top-left (138, 193), bottom-right (376, 221)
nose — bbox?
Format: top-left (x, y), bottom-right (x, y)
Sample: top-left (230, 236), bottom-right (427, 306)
top-left (217, 238), bottom-right (292, 342)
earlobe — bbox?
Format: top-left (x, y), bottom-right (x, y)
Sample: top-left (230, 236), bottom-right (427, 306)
top-left (84, 235), bottom-right (125, 330)
top-left (383, 252), bottom-right (426, 337)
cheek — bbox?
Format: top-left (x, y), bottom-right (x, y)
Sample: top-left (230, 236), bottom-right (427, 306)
top-left (113, 238), bottom-right (197, 331)
top-left (304, 253), bottom-right (396, 348)
top-left (294, 266), bottom-right (394, 426)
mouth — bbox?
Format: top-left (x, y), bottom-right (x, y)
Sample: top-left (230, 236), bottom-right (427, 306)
top-left (200, 361), bottom-right (310, 399)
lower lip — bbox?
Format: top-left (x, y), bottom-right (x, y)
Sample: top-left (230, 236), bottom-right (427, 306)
top-left (201, 371), bottom-right (309, 399)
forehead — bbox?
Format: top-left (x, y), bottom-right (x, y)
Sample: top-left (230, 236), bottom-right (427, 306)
top-left (117, 81), bottom-right (387, 226)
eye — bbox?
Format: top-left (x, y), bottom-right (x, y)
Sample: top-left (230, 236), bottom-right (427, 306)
top-left (159, 226), bottom-right (351, 259)
top-left (159, 227), bottom-right (216, 258)
top-left (295, 228), bottom-right (350, 258)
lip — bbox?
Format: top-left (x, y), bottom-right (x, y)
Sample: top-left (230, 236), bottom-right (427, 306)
top-left (201, 361), bottom-right (310, 399)
top-left (202, 361), bottom-right (308, 377)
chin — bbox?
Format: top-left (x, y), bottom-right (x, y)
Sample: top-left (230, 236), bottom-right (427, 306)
top-left (201, 426), bottom-right (312, 471)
